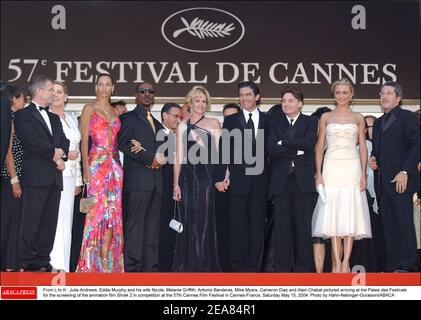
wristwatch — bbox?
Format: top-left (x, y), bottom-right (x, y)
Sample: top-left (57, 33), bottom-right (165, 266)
top-left (401, 170), bottom-right (408, 175)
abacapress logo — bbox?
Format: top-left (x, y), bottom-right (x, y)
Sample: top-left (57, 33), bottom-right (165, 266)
top-left (1, 286), bottom-right (37, 299)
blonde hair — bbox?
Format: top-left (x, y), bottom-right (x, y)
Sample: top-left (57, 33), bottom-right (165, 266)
top-left (53, 80), bottom-right (69, 95)
top-left (331, 78), bottom-right (355, 105)
top-left (186, 85), bottom-right (211, 110)
top-left (331, 78), bottom-right (354, 96)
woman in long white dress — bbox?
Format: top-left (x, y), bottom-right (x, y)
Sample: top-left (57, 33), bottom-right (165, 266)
top-left (49, 81), bottom-right (82, 271)
top-left (312, 78), bottom-right (372, 273)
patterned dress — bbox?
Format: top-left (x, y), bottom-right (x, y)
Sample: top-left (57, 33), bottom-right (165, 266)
top-left (76, 111), bottom-right (124, 272)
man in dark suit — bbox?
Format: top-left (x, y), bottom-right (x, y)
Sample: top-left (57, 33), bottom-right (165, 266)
top-left (215, 81), bottom-right (269, 272)
top-left (14, 75), bottom-right (69, 271)
top-left (1, 96), bottom-right (12, 164)
top-left (369, 81), bottom-right (420, 272)
top-left (157, 103), bottom-right (182, 271)
top-left (118, 82), bottom-right (166, 272)
top-left (267, 87), bottom-right (317, 272)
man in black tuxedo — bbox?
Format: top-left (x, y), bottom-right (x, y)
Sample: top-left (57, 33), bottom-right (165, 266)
top-left (267, 87), bottom-right (317, 272)
top-left (1, 96), bottom-right (12, 164)
top-left (157, 103), bottom-right (182, 271)
top-left (14, 75), bottom-right (69, 271)
top-left (369, 81), bottom-right (420, 272)
top-left (215, 81), bottom-right (269, 272)
top-left (118, 82), bottom-right (166, 272)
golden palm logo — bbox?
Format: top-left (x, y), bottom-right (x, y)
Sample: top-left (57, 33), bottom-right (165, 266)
top-left (173, 17), bottom-right (235, 39)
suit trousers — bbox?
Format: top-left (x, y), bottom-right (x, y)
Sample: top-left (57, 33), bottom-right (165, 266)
top-left (20, 186), bottom-right (61, 270)
top-left (158, 189), bottom-right (176, 272)
top-left (273, 173), bottom-right (314, 272)
top-left (124, 189), bottom-right (161, 272)
top-left (229, 194), bottom-right (267, 272)
top-left (379, 190), bottom-right (418, 271)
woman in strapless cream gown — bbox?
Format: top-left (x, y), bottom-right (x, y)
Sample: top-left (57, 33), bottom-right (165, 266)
top-left (312, 78), bottom-right (372, 273)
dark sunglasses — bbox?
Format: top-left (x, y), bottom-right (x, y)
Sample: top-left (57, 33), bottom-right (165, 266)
top-left (136, 88), bottom-right (155, 94)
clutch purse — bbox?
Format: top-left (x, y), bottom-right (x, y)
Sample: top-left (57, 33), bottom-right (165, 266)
top-left (316, 184), bottom-right (327, 203)
top-left (79, 183), bottom-right (97, 213)
top-left (169, 201), bottom-right (183, 233)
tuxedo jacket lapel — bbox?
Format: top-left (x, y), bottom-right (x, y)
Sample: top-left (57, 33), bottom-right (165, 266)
top-left (135, 105), bottom-right (155, 135)
top-left (28, 104), bottom-right (52, 137)
top-left (256, 110), bottom-right (266, 140)
top-left (237, 112), bottom-right (247, 130)
top-left (381, 113), bottom-right (396, 134)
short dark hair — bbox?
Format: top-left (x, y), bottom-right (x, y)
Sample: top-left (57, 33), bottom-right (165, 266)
top-left (161, 102), bottom-right (181, 121)
top-left (280, 87), bottom-right (304, 103)
top-left (311, 107), bottom-right (332, 121)
top-left (5, 85), bottom-right (27, 104)
top-left (380, 81), bottom-right (403, 106)
top-left (111, 100), bottom-right (126, 108)
top-left (238, 81), bottom-right (260, 105)
top-left (136, 82), bottom-right (154, 90)
top-left (223, 103), bottom-right (241, 113)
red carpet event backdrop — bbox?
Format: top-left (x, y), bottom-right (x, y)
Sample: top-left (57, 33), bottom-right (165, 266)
top-left (1, 1), bottom-right (419, 99)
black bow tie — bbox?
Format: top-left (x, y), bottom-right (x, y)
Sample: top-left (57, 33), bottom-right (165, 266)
top-left (38, 106), bottom-right (49, 112)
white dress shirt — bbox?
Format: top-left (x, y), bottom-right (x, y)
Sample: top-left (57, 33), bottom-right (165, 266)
top-left (242, 107), bottom-right (259, 137)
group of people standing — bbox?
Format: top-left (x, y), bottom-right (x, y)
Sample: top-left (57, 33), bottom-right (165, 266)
top-left (0, 75), bottom-right (419, 273)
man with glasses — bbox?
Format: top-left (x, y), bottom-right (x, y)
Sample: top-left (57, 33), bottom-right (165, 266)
top-left (369, 81), bottom-right (420, 272)
top-left (157, 103), bottom-right (182, 271)
top-left (14, 75), bottom-right (69, 271)
top-left (118, 82), bottom-right (165, 272)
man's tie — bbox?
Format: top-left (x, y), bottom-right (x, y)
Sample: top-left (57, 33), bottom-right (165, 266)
top-left (286, 118), bottom-right (294, 137)
top-left (147, 110), bottom-right (156, 133)
top-left (38, 106), bottom-right (49, 112)
top-left (288, 118), bottom-right (294, 174)
top-left (247, 113), bottom-right (255, 133)
top-left (247, 113), bottom-right (256, 155)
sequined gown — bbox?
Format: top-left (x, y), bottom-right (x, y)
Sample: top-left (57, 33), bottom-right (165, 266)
top-left (172, 122), bottom-right (221, 271)
top-left (76, 112), bottom-right (124, 272)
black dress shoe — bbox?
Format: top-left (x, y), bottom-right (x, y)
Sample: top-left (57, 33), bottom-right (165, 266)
top-left (393, 267), bottom-right (410, 272)
top-left (43, 264), bottom-right (53, 272)
top-left (24, 264), bottom-right (53, 272)
top-left (23, 265), bottom-right (42, 272)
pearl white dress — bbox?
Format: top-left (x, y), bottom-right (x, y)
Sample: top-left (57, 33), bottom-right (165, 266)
top-left (312, 124), bottom-right (372, 240)
top-left (50, 112), bottom-right (82, 271)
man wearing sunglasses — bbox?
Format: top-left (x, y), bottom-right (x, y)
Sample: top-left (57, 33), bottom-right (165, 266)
top-left (118, 82), bottom-right (165, 272)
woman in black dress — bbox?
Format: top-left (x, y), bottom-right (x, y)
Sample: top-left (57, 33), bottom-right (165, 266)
top-left (172, 86), bottom-right (222, 271)
top-left (1, 85), bottom-right (26, 271)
